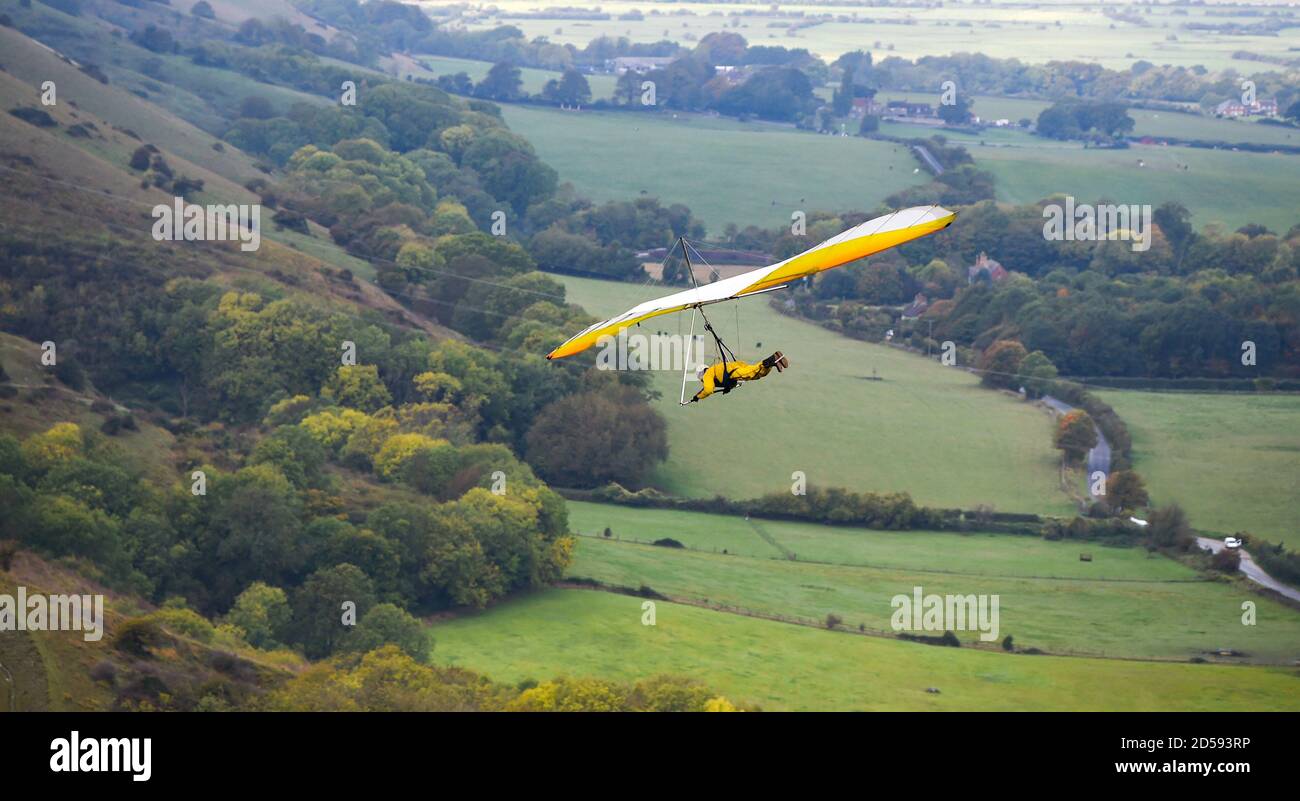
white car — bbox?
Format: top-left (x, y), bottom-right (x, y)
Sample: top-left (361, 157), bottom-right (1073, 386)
top-left (1224, 537), bottom-right (1242, 549)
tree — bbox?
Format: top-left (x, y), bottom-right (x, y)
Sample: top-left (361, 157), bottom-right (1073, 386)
top-left (20, 422), bottom-right (85, 474)
top-left (525, 387), bottom-right (668, 488)
top-left (322, 365), bottom-right (392, 413)
top-left (938, 96), bottom-right (973, 125)
top-left (196, 465), bottom-right (308, 609)
top-left (226, 582), bottom-right (292, 649)
top-left (1105, 470), bottom-right (1149, 513)
top-left (1153, 201), bottom-right (1195, 267)
top-left (542, 69), bottom-right (592, 106)
top-left (250, 425), bottom-right (327, 489)
top-left (858, 113), bottom-right (879, 135)
top-left (1054, 410), bottom-right (1098, 463)
top-left (476, 62), bottom-right (523, 101)
top-left (291, 563), bottom-right (377, 659)
top-left (978, 339), bottom-right (1028, 389)
top-left (614, 70), bottom-right (645, 106)
top-left (343, 603), bottom-right (431, 662)
top-left (374, 433), bottom-right (444, 480)
top-left (1016, 350), bottom-right (1059, 398)
top-left (1147, 504), bottom-right (1193, 550)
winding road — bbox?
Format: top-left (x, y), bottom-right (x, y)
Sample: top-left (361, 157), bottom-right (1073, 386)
top-left (1197, 537), bottom-right (1300, 603)
top-left (1042, 395), bottom-right (1112, 487)
top-left (1040, 395), bottom-right (1298, 602)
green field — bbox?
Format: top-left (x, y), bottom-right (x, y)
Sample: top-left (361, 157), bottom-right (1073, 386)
top-left (568, 534), bottom-right (1300, 662)
top-left (555, 274), bottom-right (1072, 516)
top-left (877, 115), bottom-right (1300, 231)
top-left (504, 97), bottom-right (1300, 235)
top-left (978, 140), bottom-right (1300, 232)
top-left (567, 499), bottom-right (1192, 580)
top-left (429, 589), bottom-right (1300, 711)
top-left (1097, 391), bottom-right (1300, 548)
top-left (503, 104), bottom-right (926, 233)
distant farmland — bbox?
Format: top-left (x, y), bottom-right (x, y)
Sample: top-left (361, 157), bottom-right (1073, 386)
top-left (504, 104), bottom-right (926, 234)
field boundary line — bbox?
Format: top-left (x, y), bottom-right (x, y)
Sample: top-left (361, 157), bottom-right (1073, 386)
top-left (745, 518), bottom-right (795, 560)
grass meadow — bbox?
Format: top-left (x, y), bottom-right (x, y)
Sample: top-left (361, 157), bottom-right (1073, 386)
top-left (555, 274), bottom-right (1073, 515)
top-left (503, 104), bottom-right (927, 234)
top-left (428, 588), bottom-right (1300, 711)
top-left (1097, 391), bottom-right (1300, 549)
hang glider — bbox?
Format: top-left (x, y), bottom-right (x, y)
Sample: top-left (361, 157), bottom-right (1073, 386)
top-left (545, 205), bottom-right (956, 361)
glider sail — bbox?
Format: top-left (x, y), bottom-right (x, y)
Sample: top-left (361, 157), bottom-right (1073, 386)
top-left (545, 205), bottom-right (956, 360)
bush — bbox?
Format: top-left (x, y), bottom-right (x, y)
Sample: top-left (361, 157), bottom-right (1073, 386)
top-left (825, 613), bottom-right (843, 629)
top-left (113, 618), bottom-right (166, 656)
top-left (9, 106), bottom-right (58, 128)
top-left (89, 659), bottom-right (117, 684)
top-left (53, 356), bottom-right (87, 391)
top-left (144, 607), bottom-right (216, 643)
top-left (1210, 548), bottom-right (1241, 573)
top-left (1252, 541), bottom-right (1300, 589)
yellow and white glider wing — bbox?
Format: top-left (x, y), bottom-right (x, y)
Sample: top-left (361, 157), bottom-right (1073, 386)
top-left (545, 205), bottom-right (954, 360)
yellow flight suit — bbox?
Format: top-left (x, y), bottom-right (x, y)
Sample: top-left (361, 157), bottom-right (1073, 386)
top-left (692, 359), bottom-right (771, 402)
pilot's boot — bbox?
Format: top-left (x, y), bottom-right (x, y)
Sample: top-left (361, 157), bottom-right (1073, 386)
top-left (763, 351), bottom-right (789, 372)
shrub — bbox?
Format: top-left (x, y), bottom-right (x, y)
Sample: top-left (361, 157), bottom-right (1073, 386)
top-left (1210, 548), bottom-right (1241, 573)
top-left (113, 618), bottom-right (166, 656)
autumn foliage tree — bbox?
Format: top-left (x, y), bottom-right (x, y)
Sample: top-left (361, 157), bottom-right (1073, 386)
top-left (1054, 409), bottom-right (1098, 463)
top-left (978, 339), bottom-right (1028, 389)
top-left (1105, 469), bottom-right (1149, 514)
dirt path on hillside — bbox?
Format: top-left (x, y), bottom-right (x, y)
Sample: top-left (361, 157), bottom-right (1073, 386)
top-left (0, 629), bottom-right (51, 712)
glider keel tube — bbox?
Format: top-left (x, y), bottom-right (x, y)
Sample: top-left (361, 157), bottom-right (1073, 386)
top-left (545, 205), bottom-right (955, 360)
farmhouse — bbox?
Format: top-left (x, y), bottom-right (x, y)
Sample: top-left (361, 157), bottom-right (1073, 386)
top-left (609, 56), bottom-right (674, 75)
top-left (1214, 98), bottom-right (1279, 118)
top-left (884, 99), bottom-right (934, 118)
top-left (900, 292), bottom-right (929, 319)
top-left (968, 252), bottom-right (1008, 284)
top-left (850, 97), bottom-right (883, 118)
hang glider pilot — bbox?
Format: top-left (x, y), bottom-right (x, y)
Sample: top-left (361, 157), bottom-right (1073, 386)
top-left (690, 352), bottom-right (789, 403)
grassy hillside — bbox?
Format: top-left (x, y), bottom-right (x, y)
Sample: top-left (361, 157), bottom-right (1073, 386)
top-left (555, 274), bottom-right (1073, 515)
top-left (1096, 391), bottom-right (1300, 548)
top-left (429, 589), bottom-right (1300, 711)
top-left (0, 50), bottom-right (451, 335)
top-left (0, 333), bottom-right (178, 485)
top-left (504, 104), bottom-right (927, 234)
top-left (0, 550), bottom-right (301, 711)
